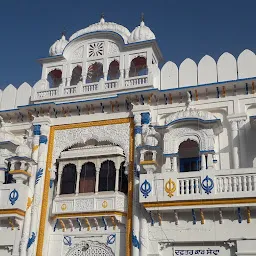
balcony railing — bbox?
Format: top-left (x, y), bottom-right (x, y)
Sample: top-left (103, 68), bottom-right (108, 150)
top-left (52, 191), bottom-right (127, 215)
top-left (140, 168), bottom-right (256, 206)
top-left (32, 75), bottom-right (152, 102)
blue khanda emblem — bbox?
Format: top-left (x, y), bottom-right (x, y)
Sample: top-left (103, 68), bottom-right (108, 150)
top-left (140, 179), bottom-right (151, 198)
top-left (201, 175), bottom-right (214, 194)
top-left (107, 234), bottom-right (116, 245)
top-left (63, 236), bottom-right (72, 246)
top-left (9, 189), bottom-right (19, 205)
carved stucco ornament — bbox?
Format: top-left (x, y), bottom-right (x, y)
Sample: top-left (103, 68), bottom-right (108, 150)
top-left (52, 123), bottom-right (130, 166)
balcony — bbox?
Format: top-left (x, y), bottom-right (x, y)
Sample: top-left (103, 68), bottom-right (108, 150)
top-left (32, 74), bottom-right (152, 102)
top-left (140, 168), bottom-right (256, 210)
top-left (0, 183), bottom-right (31, 219)
top-left (52, 191), bottom-right (127, 216)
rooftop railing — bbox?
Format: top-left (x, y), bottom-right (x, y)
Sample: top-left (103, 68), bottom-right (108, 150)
top-left (32, 75), bottom-right (151, 102)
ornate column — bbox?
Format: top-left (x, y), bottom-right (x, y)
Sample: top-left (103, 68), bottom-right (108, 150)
top-left (75, 163), bottom-right (81, 195)
top-left (95, 163), bottom-right (101, 193)
top-left (201, 154), bottom-right (206, 170)
top-left (20, 125), bottom-right (40, 256)
top-left (172, 156), bottom-right (178, 172)
top-left (230, 120), bottom-right (239, 169)
top-left (134, 113), bottom-right (142, 148)
top-left (27, 119), bottom-right (51, 256)
top-left (56, 163), bottom-right (63, 197)
top-left (115, 158), bottom-right (122, 192)
top-left (66, 77), bottom-right (71, 87)
top-left (238, 119), bottom-right (247, 168)
top-left (139, 207), bottom-right (149, 256)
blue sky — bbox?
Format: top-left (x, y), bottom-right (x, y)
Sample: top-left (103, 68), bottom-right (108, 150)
top-left (0, 0), bottom-right (255, 88)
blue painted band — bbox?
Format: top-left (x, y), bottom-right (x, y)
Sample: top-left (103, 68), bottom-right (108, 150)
top-left (39, 135), bottom-right (48, 144)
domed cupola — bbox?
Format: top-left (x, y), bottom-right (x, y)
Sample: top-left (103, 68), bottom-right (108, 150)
top-left (49, 34), bottom-right (69, 56)
top-left (128, 15), bottom-right (156, 43)
top-left (69, 14), bottom-right (131, 43)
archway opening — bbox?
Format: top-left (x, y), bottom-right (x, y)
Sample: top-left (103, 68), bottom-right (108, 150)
top-left (70, 66), bottom-right (82, 86)
top-left (60, 164), bottom-right (77, 194)
top-left (79, 162), bottom-right (96, 193)
top-left (107, 60), bottom-right (120, 80)
top-left (86, 62), bottom-right (104, 83)
top-left (144, 151), bottom-right (153, 161)
top-left (178, 140), bottom-right (200, 172)
top-left (48, 69), bottom-right (62, 87)
top-left (129, 56), bottom-right (147, 77)
top-left (99, 160), bottom-right (116, 192)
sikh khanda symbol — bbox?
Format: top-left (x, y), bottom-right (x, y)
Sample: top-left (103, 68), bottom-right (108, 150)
top-left (165, 178), bottom-right (176, 197)
top-left (140, 180), bottom-right (152, 198)
top-left (201, 175), bottom-right (214, 194)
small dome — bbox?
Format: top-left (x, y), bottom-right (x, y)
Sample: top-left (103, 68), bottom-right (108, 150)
top-left (16, 141), bottom-right (31, 158)
top-left (49, 34), bottom-right (68, 56)
top-left (69, 17), bottom-right (131, 43)
top-left (128, 21), bottom-right (156, 43)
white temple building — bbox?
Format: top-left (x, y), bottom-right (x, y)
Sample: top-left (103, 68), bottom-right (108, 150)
top-left (0, 14), bottom-right (256, 256)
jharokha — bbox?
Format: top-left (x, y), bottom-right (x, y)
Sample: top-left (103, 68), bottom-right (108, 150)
top-left (0, 15), bottom-right (256, 256)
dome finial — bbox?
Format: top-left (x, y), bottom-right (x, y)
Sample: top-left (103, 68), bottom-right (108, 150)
top-left (100, 12), bottom-right (105, 24)
top-left (140, 13), bottom-right (145, 26)
top-left (141, 12), bottom-right (144, 22)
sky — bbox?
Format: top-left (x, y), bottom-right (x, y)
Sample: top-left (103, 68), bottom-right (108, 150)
top-left (0, 0), bottom-right (255, 89)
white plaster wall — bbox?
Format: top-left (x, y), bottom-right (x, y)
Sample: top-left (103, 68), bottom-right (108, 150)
top-left (217, 52), bottom-right (237, 82)
top-left (237, 49), bottom-right (256, 79)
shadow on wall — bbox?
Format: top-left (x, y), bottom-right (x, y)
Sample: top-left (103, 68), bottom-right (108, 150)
top-left (160, 49), bottom-right (256, 90)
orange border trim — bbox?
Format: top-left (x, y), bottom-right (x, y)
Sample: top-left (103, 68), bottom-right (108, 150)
top-left (143, 198), bottom-right (256, 208)
top-left (52, 211), bottom-right (127, 219)
top-left (0, 209), bottom-right (25, 217)
top-left (36, 117), bottom-right (133, 256)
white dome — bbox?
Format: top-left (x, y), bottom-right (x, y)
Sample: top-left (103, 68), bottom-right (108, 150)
top-left (69, 17), bottom-right (131, 43)
top-left (128, 21), bottom-right (156, 43)
top-left (15, 143), bottom-right (31, 158)
top-left (49, 34), bottom-right (68, 56)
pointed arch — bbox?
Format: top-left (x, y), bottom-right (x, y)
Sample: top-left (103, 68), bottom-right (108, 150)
top-left (60, 163), bottom-right (77, 194)
top-left (198, 55), bottom-right (217, 84)
top-left (70, 65), bottom-right (82, 85)
top-left (107, 60), bottom-right (120, 80)
top-left (217, 52), bottom-right (237, 82)
top-left (99, 160), bottom-right (116, 192)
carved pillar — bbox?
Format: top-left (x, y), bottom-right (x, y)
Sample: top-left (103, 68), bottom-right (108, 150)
top-left (134, 113), bottom-right (142, 147)
top-left (172, 156), bottom-right (178, 172)
top-left (56, 163), bottom-right (63, 197)
top-left (95, 166), bottom-right (100, 193)
top-left (104, 72), bottom-right (108, 82)
top-left (20, 124), bottom-right (41, 256)
top-left (201, 154), bottom-right (206, 170)
top-left (115, 158), bottom-right (122, 192)
top-left (83, 75), bottom-right (87, 85)
top-left (28, 119), bottom-right (51, 256)
top-left (230, 120), bottom-right (239, 169)
top-left (139, 207), bottom-right (149, 256)
top-left (238, 119), bottom-right (247, 168)
top-left (75, 163), bottom-right (81, 195)
top-left (66, 77), bottom-right (71, 87)
top-left (125, 69), bottom-right (129, 79)
top-left (165, 156), bottom-right (171, 171)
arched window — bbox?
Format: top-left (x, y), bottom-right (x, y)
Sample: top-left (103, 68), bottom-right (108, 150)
top-left (144, 151), bottom-right (153, 161)
top-left (79, 162), bottom-right (96, 193)
top-left (86, 62), bottom-right (103, 83)
top-left (48, 69), bottom-right (62, 87)
top-left (179, 140), bottom-right (200, 172)
top-left (107, 60), bottom-right (120, 80)
top-left (99, 160), bottom-right (116, 192)
top-left (70, 66), bottom-right (82, 86)
top-left (129, 56), bottom-right (147, 77)
top-left (119, 162), bottom-right (128, 194)
top-left (60, 164), bottom-right (77, 194)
